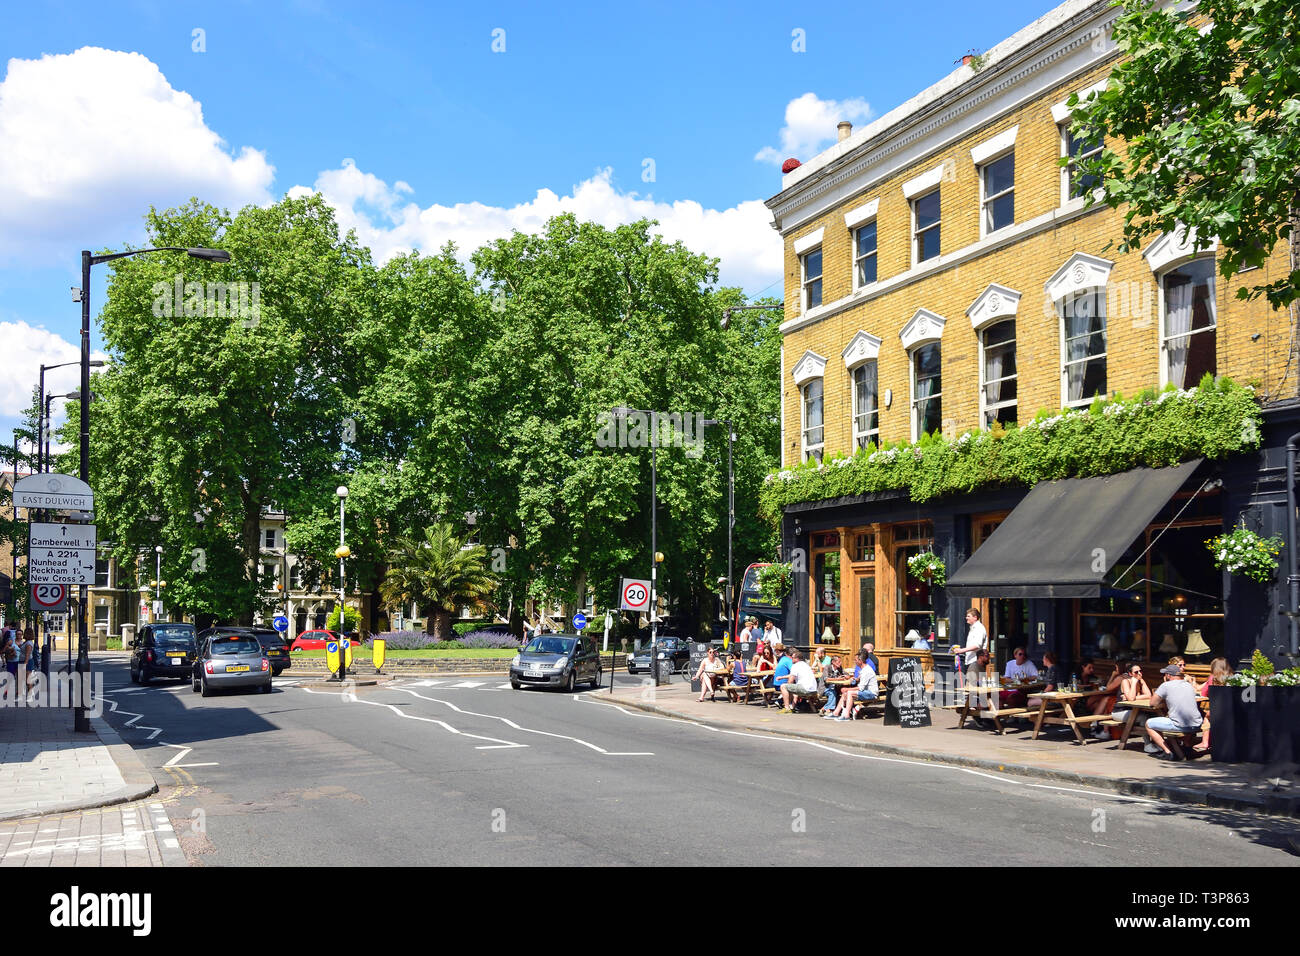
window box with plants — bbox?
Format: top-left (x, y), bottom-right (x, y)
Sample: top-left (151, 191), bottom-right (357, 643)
top-left (1208, 650), bottom-right (1300, 764)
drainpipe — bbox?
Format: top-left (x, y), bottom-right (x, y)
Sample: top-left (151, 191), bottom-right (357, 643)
top-left (1287, 432), bottom-right (1300, 658)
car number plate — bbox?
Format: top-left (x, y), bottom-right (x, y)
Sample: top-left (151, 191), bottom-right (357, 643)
top-left (226, 665), bottom-right (249, 672)
top-left (167, 653), bottom-right (184, 658)
top-left (527, 667), bottom-right (543, 675)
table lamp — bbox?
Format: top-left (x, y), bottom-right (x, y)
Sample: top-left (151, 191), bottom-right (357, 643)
top-left (1098, 633), bottom-right (1117, 656)
top-left (1158, 633), bottom-right (1179, 655)
top-left (1184, 629), bottom-right (1211, 657)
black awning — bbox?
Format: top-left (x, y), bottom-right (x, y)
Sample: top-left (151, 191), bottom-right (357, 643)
top-left (946, 460), bottom-right (1203, 599)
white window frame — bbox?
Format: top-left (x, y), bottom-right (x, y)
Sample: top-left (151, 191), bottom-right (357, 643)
top-left (1059, 290), bottom-right (1108, 409)
top-left (909, 343), bottom-right (943, 442)
top-left (264, 528), bottom-right (277, 550)
top-left (978, 319), bottom-right (1017, 429)
top-left (801, 378), bottom-right (825, 463)
top-left (853, 220), bottom-right (878, 290)
top-left (851, 362), bottom-right (879, 449)
top-left (911, 188), bottom-right (941, 266)
top-left (1158, 256), bottom-right (1218, 389)
top-left (801, 247), bottom-right (824, 313)
top-left (1059, 122), bottom-right (1103, 206)
top-left (979, 150), bottom-right (1015, 237)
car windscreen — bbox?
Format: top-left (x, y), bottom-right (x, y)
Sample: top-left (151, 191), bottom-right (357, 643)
top-left (210, 637), bottom-right (261, 655)
top-left (154, 626), bottom-right (195, 647)
top-left (523, 637), bottom-right (576, 655)
top-left (252, 631), bottom-right (286, 647)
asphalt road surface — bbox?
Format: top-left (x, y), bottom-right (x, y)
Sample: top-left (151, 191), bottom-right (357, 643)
top-left (92, 658), bottom-right (1299, 867)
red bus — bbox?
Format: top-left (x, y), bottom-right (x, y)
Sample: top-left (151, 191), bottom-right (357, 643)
top-left (733, 563), bottom-right (785, 643)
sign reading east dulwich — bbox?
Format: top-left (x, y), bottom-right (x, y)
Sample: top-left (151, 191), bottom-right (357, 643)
top-left (13, 473), bottom-right (94, 512)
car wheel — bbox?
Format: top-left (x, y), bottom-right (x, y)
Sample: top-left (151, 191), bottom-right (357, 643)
top-left (564, 670), bottom-right (576, 693)
top-left (272, 667), bottom-right (284, 677)
top-left (200, 677), bottom-right (212, 698)
top-left (191, 674), bottom-right (201, 693)
top-left (139, 670), bottom-right (151, 686)
top-left (261, 679), bottom-right (273, 694)
top-left (590, 666), bottom-right (602, 689)
top-left (511, 680), bottom-right (521, 690)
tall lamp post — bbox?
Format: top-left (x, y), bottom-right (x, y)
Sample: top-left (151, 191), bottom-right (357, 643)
top-left (72, 245), bottom-right (231, 732)
top-left (154, 545), bottom-right (163, 621)
top-left (335, 485), bottom-right (349, 681)
top-left (701, 419), bottom-right (735, 636)
top-left (612, 407), bottom-right (666, 684)
top-left (38, 361), bottom-right (103, 476)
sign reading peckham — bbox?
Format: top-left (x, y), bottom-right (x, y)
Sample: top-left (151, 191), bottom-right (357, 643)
top-left (13, 473), bottom-right (95, 512)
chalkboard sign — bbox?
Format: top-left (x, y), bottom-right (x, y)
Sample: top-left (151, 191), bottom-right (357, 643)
top-left (688, 642), bottom-right (711, 692)
top-left (884, 656), bottom-right (931, 727)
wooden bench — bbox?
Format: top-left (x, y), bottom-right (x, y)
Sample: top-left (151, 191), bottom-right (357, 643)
top-left (955, 692), bottom-right (1029, 734)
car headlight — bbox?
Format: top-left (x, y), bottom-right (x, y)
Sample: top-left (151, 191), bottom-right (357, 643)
top-left (554, 658), bottom-right (569, 669)
top-left (657, 652), bottom-right (666, 659)
top-left (511, 655), bottom-right (520, 667)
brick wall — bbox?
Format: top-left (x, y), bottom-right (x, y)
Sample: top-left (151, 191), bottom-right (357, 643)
top-left (779, 62), bottom-right (1297, 467)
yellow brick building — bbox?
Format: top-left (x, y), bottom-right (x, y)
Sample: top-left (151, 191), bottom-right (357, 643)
top-left (760, 0), bottom-right (1298, 680)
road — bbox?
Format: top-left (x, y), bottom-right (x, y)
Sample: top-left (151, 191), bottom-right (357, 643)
top-left (84, 657), bottom-right (1298, 867)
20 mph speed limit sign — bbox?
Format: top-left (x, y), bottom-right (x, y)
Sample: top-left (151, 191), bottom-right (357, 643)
top-left (31, 582), bottom-right (68, 613)
top-left (619, 578), bottom-right (652, 612)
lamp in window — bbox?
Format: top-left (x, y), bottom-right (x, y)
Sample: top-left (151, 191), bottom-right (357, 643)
top-left (1130, 629), bottom-right (1147, 652)
top-left (1184, 629), bottom-right (1211, 657)
top-left (1098, 633), bottom-right (1117, 656)
top-left (821, 625), bottom-right (835, 643)
top-left (1158, 633), bottom-right (1179, 655)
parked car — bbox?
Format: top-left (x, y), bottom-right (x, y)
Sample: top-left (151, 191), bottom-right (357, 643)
top-left (290, 629), bottom-right (339, 651)
top-left (627, 636), bottom-right (691, 675)
top-left (129, 623), bottom-right (197, 684)
top-left (192, 632), bottom-right (273, 697)
top-left (509, 633), bottom-right (602, 691)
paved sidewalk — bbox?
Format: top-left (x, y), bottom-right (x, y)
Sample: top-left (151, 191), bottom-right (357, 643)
top-left (0, 697), bottom-right (157, 822)
top-left (0, 800), bottom-right (184, 866)
top-left (608, 680), bottom-right (1300, 819)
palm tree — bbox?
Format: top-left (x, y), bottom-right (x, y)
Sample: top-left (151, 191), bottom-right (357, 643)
top-left (379, 523), bottom-right (498, 641)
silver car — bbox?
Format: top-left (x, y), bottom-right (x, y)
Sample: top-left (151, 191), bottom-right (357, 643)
top-left (509, 634), bottom-right (602, 691)
top-left (192, 633), bottom-right (273, 697)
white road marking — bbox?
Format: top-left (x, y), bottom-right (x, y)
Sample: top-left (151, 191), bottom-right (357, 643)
top-left (496, 682), bottom-right (515, 690)
top-left (408, 680), bottom-right (445, 687)
top-left (98, 692), bottom-right (163, 740)
top-left (299, 686), bottom-right (527, 749)
top-left (389, 687), bottom-right (652, 756)
top-left (448, 681), bottom-right (485, 688)
top-left (575, 696), bottom-right (1158, 804)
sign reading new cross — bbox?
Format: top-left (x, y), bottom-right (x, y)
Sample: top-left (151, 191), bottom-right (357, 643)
top-left (28, 523), bottom-right (98, 585)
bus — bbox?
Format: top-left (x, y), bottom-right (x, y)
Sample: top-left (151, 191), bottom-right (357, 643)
top-left (733, 562), bottom-right (785, 643)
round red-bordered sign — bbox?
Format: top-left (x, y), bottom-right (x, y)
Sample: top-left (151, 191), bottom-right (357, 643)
top-left (621, 580), bottom-right (650, 611)
top-left (32, 583), bottom-right (67, 611)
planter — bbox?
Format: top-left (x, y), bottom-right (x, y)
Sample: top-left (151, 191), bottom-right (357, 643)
top-left (1208, 684), bottom-right (1300, 763)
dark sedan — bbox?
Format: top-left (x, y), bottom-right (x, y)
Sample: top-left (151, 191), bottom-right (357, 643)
top-left (129, 623), bottom-right (197, 684)
top-left (627, 636), bottom-right (691, 675)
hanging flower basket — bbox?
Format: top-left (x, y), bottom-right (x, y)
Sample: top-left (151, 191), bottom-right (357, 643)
top-left (756, 563), bottom-right (793, 605)
top-left (1205, 525), bottom-right (1282, 584)
top-left (906, 551), bottom-right (946, 589)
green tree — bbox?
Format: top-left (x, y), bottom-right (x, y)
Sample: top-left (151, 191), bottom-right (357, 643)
top-left (75, 195), bottom-right (371, 623)
top-left (1071, 0), bottom-right (1300, 308)
top-left (378, 523), bottom-right (498, 640)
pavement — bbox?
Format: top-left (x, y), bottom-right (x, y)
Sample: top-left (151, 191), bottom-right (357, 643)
top-left (609, 678), bottom-right (1300, 820)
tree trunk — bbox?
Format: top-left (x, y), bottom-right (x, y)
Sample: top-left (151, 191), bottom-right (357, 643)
top-left (430, 608), bottom-right (453, 642)
top-left (239, 493), bottom-right (262, 626)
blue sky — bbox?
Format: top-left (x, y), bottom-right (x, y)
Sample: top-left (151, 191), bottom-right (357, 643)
top-left (0, 0), bottom-right (1056, 438)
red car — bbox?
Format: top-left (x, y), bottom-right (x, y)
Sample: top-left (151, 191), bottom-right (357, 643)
top-left (289, 629), bottom-right (340, 651)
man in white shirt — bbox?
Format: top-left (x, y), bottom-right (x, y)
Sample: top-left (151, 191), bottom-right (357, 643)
top-left (762, 620), bottom-right (783, 645)
top-left (953, 608), bottom-right (988, 684)
top-left (1003, 647), bottom-right (1039, 681)
top-left (778, 650), bottom-right (819, 712)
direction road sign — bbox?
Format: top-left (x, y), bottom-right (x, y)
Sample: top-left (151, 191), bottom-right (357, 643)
top-left (619, 578), bottom-right (652, 612)
top-left (29, 547), bottom-right (95, 585)
top-left (29, 523), bottom-right (97, 550)
top-left (31, 582), bottom-right (68, 612)
top-left (272, 615), bottom-right (289, 633)
top-left (572, 612), bottom-right (588, 630)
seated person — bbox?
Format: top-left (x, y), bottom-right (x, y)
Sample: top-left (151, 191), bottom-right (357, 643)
top-left (1076, 660), bottom-right (1100, 688)
top-left (821, 655), bottom-right (845, 713)
top-left (693, 646), bottom-right (723, 702)
top-left (861, 642), bottom-right (880, 675)
top-left (823, 653), bottom-right (867, 718)
top-left (1111, 663), bottom-right (1157, 750)
top-left (723, 652), bottom-right (749, 701)
top-left (999, 647), bottom-right (1039, 707)
top-left (778, 650), bottom-right (819, 712)
top-left (772, 644), bottom-right (793, 692)
top-left (1026, 651), bottom-right (1060, 709)
top-left (751, 646), bottom-right (775, 684)
top-left (1194, 658), bottom-right (1232, 752)
top-left (829, 658), bottom-right (879, 720)
top-left (1146, 665), bottom-right (1205, 760)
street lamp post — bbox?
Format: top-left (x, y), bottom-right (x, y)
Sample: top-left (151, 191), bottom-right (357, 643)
top-left (612, 406), bottom-right (665, 685)
top-left (72, 245), bottom-right (230, 732)
top-left (154, 545), bottom-right (163, 620)
top-left (702, 419), bottom-right (735, 636)
top-left (335, 485), bottom-right (348, 681)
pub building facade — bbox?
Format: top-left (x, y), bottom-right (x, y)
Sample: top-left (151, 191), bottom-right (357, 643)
top-left (764, 0), bottom-right (1299, 683)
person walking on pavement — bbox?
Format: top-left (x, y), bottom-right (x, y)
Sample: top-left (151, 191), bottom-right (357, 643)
top-left (20, 627), bottom-right (36, 695)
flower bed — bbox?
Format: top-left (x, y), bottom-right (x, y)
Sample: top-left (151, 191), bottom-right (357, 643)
top-left (759, 377), bottom-right (1261, 518)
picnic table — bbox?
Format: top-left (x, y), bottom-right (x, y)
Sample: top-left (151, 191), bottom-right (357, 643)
top-left (1024, 687), bottom-right (1113, 743)
top-left (1109, 696), bottom-right (1208, 752)
top-left (954, 680), bottom-right (1045, 734)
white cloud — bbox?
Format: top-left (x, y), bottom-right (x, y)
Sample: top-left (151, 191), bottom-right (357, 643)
top-left (0, 47), bottom-right (275, 263)
top-left (0, 321), bottom-right (108, 422)
top-left (290, 162), bottom-right (782, 293)
top-left (754, 93), bottom-right (874, 166)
